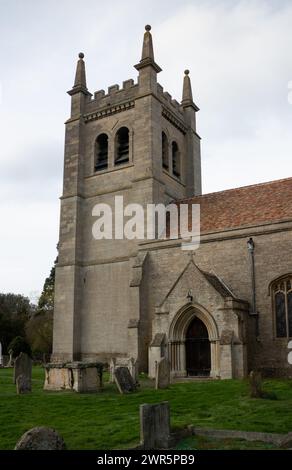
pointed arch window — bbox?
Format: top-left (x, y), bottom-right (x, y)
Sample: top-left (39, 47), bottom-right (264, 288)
top-left (271, 276), bottom-right (292, 338)
top-left (172, 141), bottom-right (180, 178)
top-left (162, 132), bottom-right (169, 170)
top-left (95, 133), bottom-right (108, 171)
top-left (115, 127), bottom-right (129, 165)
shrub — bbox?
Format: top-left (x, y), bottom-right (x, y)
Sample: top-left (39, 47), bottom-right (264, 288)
top-left (8, 336), bottom-right (32, 358)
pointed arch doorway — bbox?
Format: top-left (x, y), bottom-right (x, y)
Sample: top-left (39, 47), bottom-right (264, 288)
top-left (185, 316), bottom-right (211, 376)
top-left (168, 304), bottom-right (219, 378)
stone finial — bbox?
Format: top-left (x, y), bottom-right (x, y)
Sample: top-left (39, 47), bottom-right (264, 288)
top-left (68, 52), bottom-right (90, 96)
top-left (142, 25), bottom-right (154, 61)
top-left (134, 25), bottom-right (162, 73)
top-left (74, 52), bottom-right (87, 88)
top-left (181, 69), bottom-right (199, 111)
top-left (182, 69), bottom-right (193, 102)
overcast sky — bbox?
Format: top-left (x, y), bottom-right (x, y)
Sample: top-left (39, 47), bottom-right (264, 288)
top-left (0, 0), bottom-right (292, 300)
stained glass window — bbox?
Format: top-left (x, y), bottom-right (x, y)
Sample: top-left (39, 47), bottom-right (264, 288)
top-left (273, 276), bottom-right (292, 338)
top-left (288, 291), bottom-right (292, 338)
top-left (275, 292), bottom-right (286, 337)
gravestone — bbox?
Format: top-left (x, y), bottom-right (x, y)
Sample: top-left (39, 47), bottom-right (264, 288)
top-left (249, 370), bottom-right (263, 398)
top-left (2, 355), bottom-right (9, 367)
top-left (15, 427), bottom-right (66, 450)
top-left (140, 401), bottom-right (170, 449)
top-left (114, 366), bottom-right (137, 394)
top-left (44, 362), bottom-right (103, 392)
top-left (110, 357), bottom-right (139, 384)
top-left (155, 358), bottom-right (170, 389)
top-left (128, 357), bottom-right (139, 383)
top-left (16, 374), bottom-right (31, 394)
top-left (13, 352), bottom-right (32, 384)
top-left (7, 350), bottom-right (13, 367)
top-left (109, 358), bottom-right (116, 383)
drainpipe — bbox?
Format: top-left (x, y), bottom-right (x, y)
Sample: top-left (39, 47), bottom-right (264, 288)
top-left (247, 237), bottom-right (259, 338)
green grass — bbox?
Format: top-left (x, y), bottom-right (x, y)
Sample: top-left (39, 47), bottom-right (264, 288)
top-left (1, 367), bottom-right (292, 449)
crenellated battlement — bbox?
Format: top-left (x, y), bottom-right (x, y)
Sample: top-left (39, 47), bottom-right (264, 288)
top-left (157, 84), bottom-right (184, 117)
top-left (85, 78), bottom-right (139, 113)
top-left (84, 78), bottom-right (184, 120)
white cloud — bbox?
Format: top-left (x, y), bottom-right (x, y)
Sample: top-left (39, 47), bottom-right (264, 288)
top-left (153, 0), bottom-right (292, 191)
top-left (0, 202), bottom-right (59, 297)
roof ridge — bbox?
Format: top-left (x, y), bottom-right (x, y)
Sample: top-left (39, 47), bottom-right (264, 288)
top-left (176, 176), bottom-right (292, 203)
top-left (198, 267), bottom-right (237, 299)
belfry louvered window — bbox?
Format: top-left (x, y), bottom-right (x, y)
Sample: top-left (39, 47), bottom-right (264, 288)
top-left (162, 132), bottom-right (169, 170)
top-left (172, 141), bottom-right (180, 178)
top-left (115, 127), bottom-right (129, 165)
top-left (272, 276), bottom-right (292, 338)
top-left (95, 133), bottom-right (108, 171)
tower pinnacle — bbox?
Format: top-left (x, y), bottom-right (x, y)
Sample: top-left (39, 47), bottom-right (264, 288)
top-left (68, 52), bottom-right (90, 96)
top-left (134, 25), bottom-right (161, 73)
top-left (181, 69), bottom-right (199, 110)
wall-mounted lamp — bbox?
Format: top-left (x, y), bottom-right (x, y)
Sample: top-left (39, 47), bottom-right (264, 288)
top-left (187, 290), bottom-right (193, 302)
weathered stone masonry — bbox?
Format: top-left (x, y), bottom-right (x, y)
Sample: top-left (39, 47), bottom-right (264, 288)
top-left (50, 25), bottom-right (292, 388)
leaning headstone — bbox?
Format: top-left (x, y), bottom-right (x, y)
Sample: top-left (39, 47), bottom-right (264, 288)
top-left (140, 401), bottom-right (170, 449)
top-left (13, 352), bottom-right (32, 384)
top-left (249, 370), bottom-right (263, 398)
top-left (114, 367), bottom-right (137, 394)
top-left (155, 358), bottom-right (170, 389)
top-left (16, 374), bottom-right (31, 394)
top-left (15, 427), bottom-right (66, 450)
top-left (110, 357), bottom-right (139, 384)
top-left (128, 357), bottom-right (139, 383)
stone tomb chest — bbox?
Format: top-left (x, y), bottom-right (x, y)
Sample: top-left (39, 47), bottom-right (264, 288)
top-left (44, 362), bottom-right (103, 392)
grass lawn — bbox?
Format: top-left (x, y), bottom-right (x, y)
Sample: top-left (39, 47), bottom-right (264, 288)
top-left (1, 367), bottom-right (292, 450)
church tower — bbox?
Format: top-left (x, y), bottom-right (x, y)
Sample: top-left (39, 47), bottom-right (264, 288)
top-left (51, 26), bottom-right (202, 371)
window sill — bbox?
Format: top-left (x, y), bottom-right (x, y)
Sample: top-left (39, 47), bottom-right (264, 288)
top-left (162, 169), bottom-right (185, 186)
top-left (85, 162), bottom-right (134, 179)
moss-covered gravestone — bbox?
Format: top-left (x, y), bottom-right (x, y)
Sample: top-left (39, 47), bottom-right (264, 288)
top-left (249, 370), bottom-right (263, 398)
top-left (13, 352), bottom-right (32, 385)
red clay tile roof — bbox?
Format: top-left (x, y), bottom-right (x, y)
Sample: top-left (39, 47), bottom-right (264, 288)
top-left (177, 177), bottom-right (292, 233)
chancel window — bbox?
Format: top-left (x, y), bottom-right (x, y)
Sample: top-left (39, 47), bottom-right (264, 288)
top-left (272, 276), bottom-right (292, 338)
top-left (95, 133), bottom-right (108, 171)
top-left (162, 132), bottom-right (169, 170)
top-left (115, 127), bottom-right (129, 165)
top-left (172, 141), bottom-right (180, 178)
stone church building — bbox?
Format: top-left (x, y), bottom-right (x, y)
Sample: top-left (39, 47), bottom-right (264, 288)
top-left (51, 26), bottom-right (292, 380)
